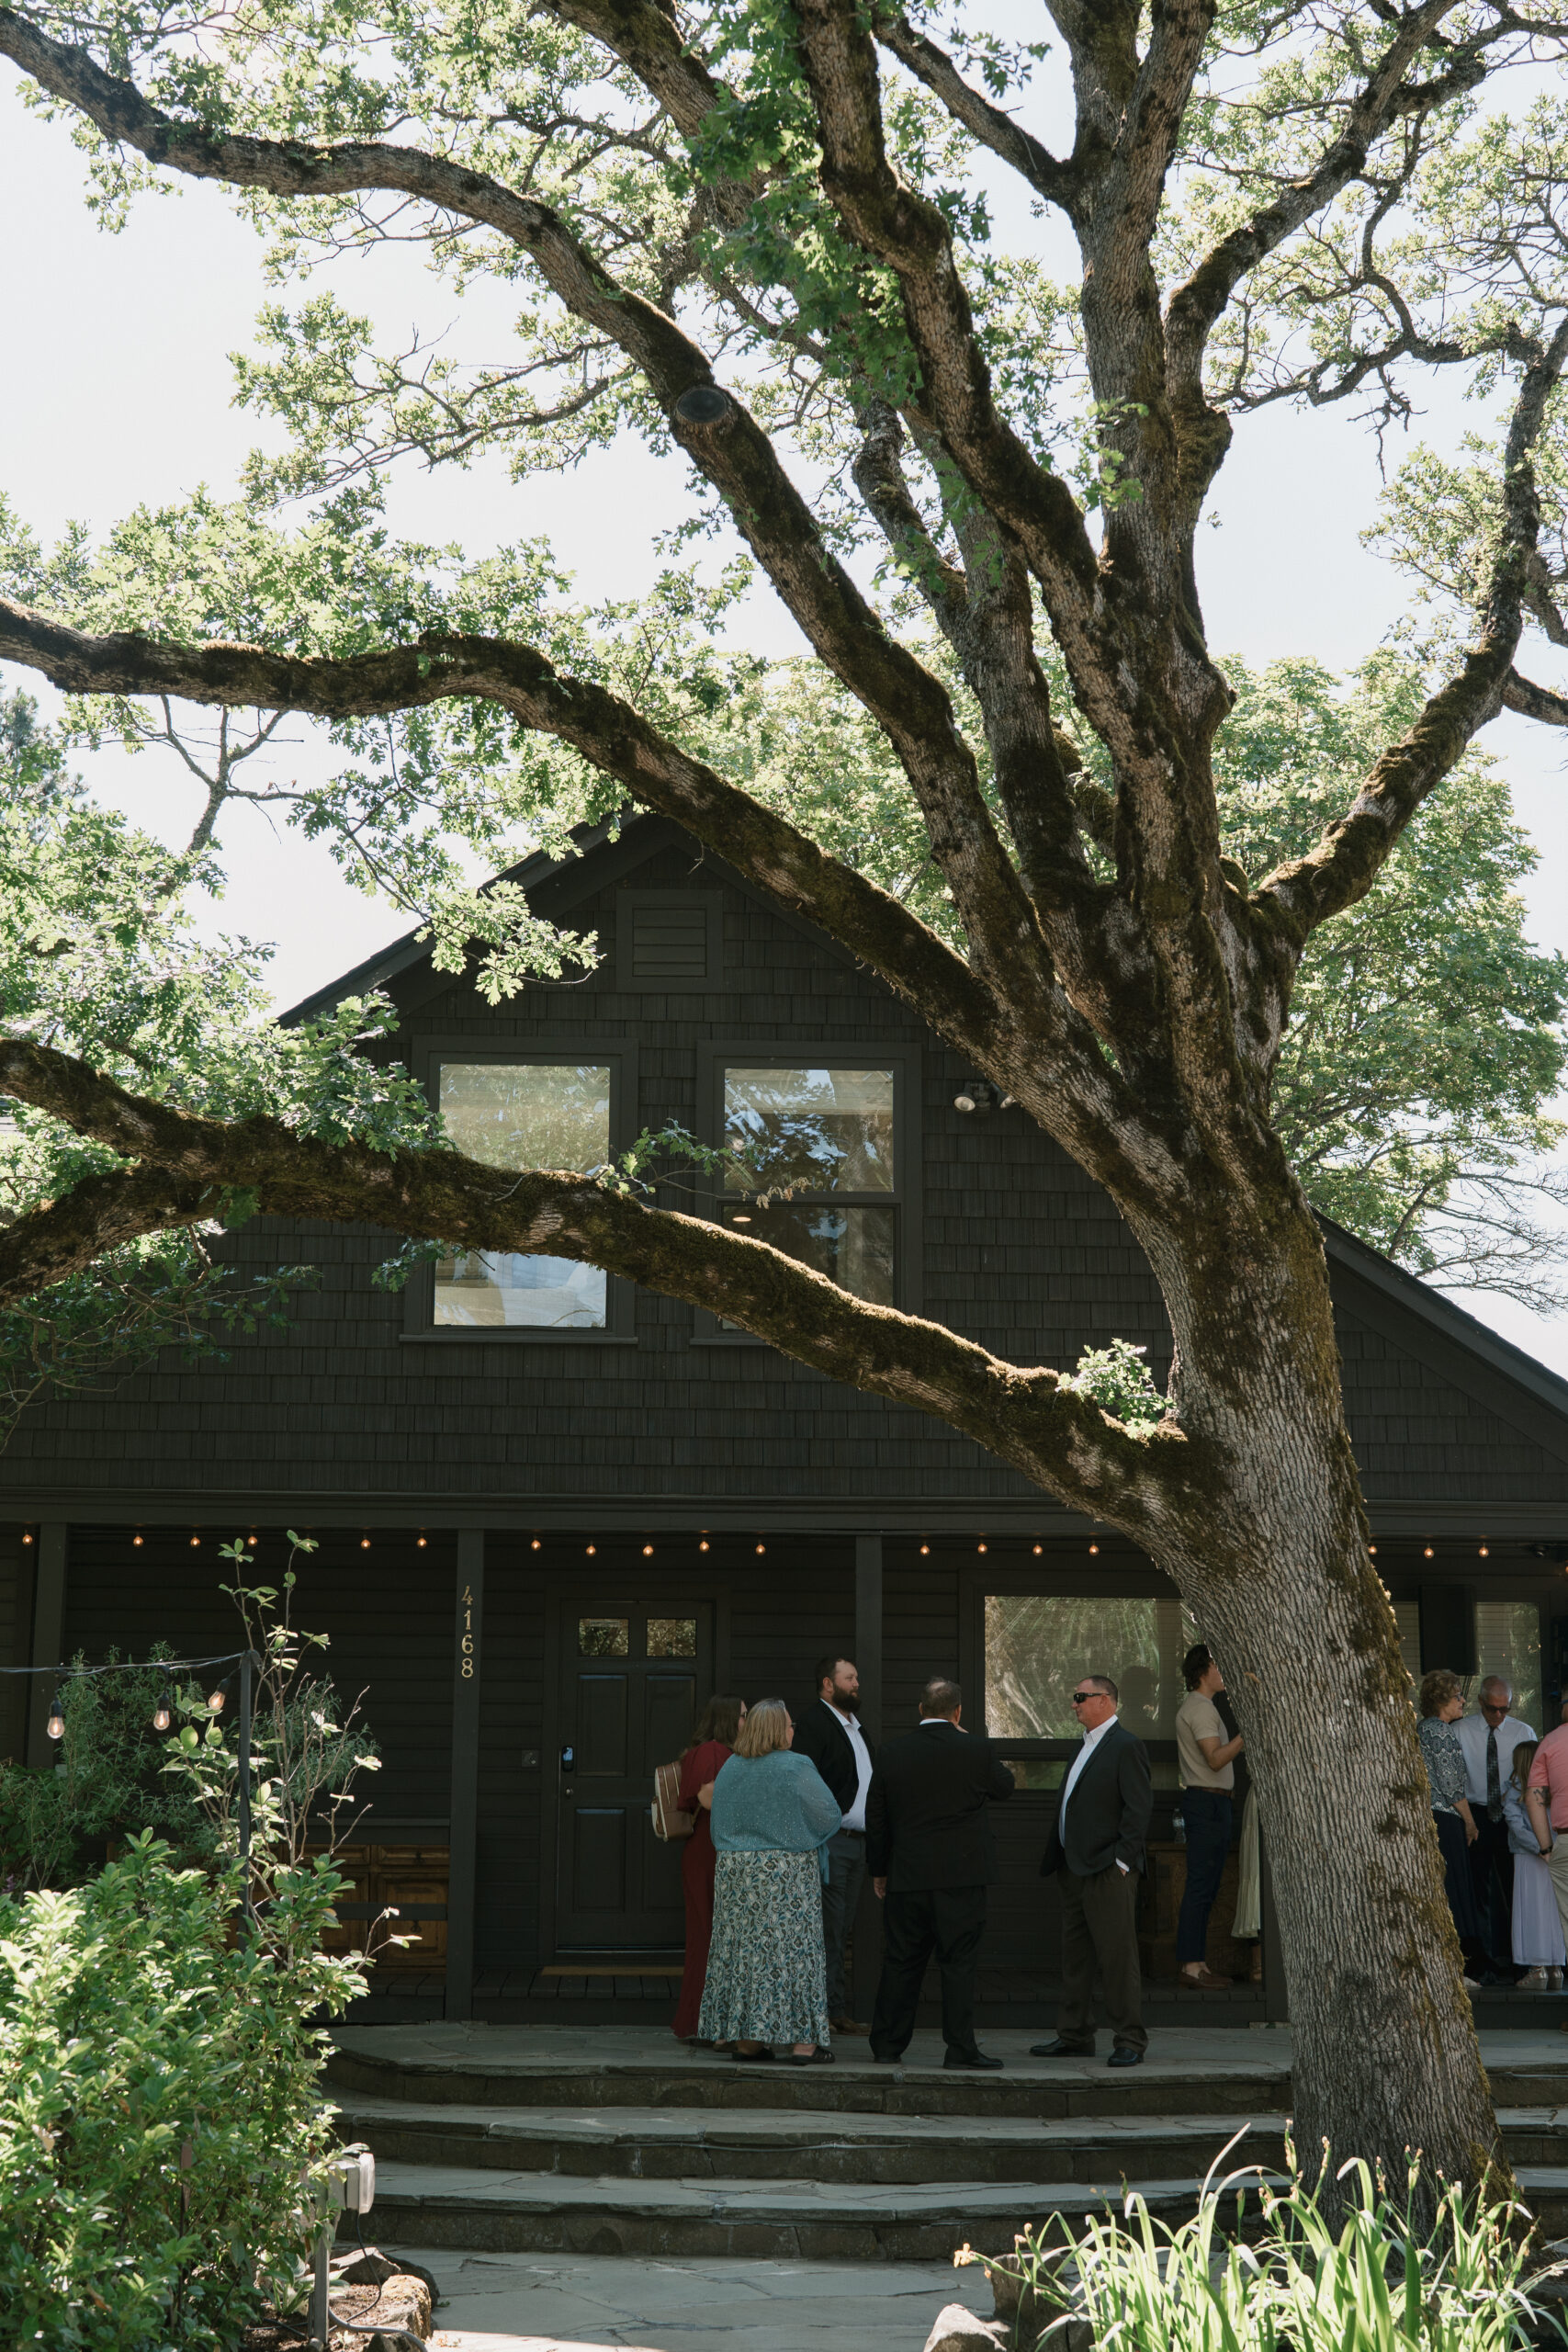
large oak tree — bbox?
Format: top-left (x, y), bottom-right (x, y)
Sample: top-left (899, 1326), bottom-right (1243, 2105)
top-left (5, 0), bottom-right (1568, 2193)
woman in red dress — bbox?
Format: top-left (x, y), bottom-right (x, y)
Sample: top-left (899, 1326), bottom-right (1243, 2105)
top-left (673, 1695), bottom-right (746, 2042)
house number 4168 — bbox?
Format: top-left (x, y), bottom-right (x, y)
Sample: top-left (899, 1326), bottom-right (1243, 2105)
top-left (460, 1584), bottom-right (477, 1679)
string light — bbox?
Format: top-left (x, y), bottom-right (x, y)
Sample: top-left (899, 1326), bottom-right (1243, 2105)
top-left (189, 1535), bottom-right (201, 1548)
top-left (46, 1689), bottom-right (66, 1742)
top-left (531, 1538), bottom-right (542, 1551)
top-left (755, 1542), bottom-right (766, 1555)
top-left (1032, 1543), bottom-right (1043, 1555)
top-left (22, 1531), bottom-right (33, 1545)
top-left (417, 1535), bottom-right (428, 1548)
top-left (207, 1683), bottom-right (227, 1715)
top-left (1369, 1544), bottom-right (1378, 1555)
top-left (1424, 1544), bottom-right (1435, 1558)
top-left (919, 1543), bottom-right (931, 1555)
top-left (642, 1544), bottom-right (655, 1556)
top-left (976, 1542), bottom-right (987, 1554)
top-left (586, 1544), bottom-right (597, 1556)
top-left (361, 1537), bottom-right (371, 1550)
top-left (1479, 1544), bottom-right (1491, 1558)
top-left (247, 1534), bottom-right (258, 1547)
top-left (152, 1689), bottom-right (172, 1734)
top-left (1089, 1542), bottom-right (1100, 1555)
top-left (132, 1534), bottom-right (144, 1548)
top-left (699, 1539), bottom-right (710, 1553)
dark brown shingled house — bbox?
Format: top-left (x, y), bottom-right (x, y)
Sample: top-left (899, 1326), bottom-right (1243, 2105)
top-left (5, 813), bottom-right (1568, 2026)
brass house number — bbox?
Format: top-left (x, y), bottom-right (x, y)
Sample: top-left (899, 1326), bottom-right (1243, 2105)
top-left (460, 1584), bottom-right (477, 1679)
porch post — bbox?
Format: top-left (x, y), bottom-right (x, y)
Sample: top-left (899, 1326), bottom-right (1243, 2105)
top-left (852, 1533), bottom-right (884, 2022)
top-left (854, 1534), bottom-right (883, 1741)
top-left (446, 1529), bottom-right (485, 2020)
top-left (25, 1521), bottom-right (68, 1767)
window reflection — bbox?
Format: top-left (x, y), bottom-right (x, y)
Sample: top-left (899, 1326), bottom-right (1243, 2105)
top-left (579, 1618), bottom-right (629, 1657)
top-left (724, 1068), bottom-right (894, 1193)
top-left (984, 1595), bottom-right (1198, 1741)
top-left (721, 1203), bottom-right (894, 1306)
top-left (648, 1618), bottom-right (698, 1658)
top-left (435, 1063), bottom-right (612, 1329)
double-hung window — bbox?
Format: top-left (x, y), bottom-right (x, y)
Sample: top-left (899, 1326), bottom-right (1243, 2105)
top-left (411, 1048), bottom-right (633, 1337)
top-left (699, 1050), bottom-right (919, 1327)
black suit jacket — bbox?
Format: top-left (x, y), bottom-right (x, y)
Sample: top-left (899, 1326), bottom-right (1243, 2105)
top-left (865, 1722), bottom-right (1015, 1891)
top-left (792, 1700), bottom-right (873, 1817)
top-left (1040, 1722), bottom-right (1152, 1878)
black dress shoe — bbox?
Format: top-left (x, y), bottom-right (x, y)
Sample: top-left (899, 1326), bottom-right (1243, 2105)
top-left (871, 2049), bottom-right (905, 2064)
top-left (1108, 2045), bottom-right (1145, 2068)
top-left (1030, 2039), bottom-right (1092, 2057)
top-left (944, 2048), bottom-right (1003, 2070)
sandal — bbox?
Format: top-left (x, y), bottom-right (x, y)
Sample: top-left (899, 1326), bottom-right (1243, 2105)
top-left (786, 2045), bottom-right (835, 2064)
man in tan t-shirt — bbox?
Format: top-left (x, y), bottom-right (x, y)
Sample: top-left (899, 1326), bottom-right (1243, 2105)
top-left (1175, 1645), bottom-right (1245, 1990)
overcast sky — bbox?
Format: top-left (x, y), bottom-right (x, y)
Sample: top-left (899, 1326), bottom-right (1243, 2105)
top-left (6, 63), bottom-right (1568, 1373)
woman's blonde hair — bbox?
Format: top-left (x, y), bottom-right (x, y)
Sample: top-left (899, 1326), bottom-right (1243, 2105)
top-left (1418, 1668), bottom-right (1461, 1719)
top-left (1512, 1739), bottom-right (1540, 1794)
top-left (732, 1696), bottom-right (791, 1758)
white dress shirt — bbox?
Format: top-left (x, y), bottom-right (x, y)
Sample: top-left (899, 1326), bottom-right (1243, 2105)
top-left (826, 1701), bottom-right (874, 1831)
top-left (1455, 1711), bottom-right (1537, 1809)
top-left (1060, 1712), bottom-right (1127, 1870)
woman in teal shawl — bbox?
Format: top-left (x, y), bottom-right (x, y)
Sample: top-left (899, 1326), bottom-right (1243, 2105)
top-left (698, 1696), bottom-right (841, 2063)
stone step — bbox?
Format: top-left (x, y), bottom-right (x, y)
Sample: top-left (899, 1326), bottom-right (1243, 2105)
top-left (338, 2094), bottom-right (1568, 2185)
top-left (353, 2161), bottom-right (1568, 2263)
top-left (334, 2094), bottom-right (1295, 2185)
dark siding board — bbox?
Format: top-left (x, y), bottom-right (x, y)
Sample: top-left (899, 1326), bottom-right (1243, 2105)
top-left (0, 1527), bottom-right (29, 1762)
top-left (60, 1529), bottom-right (455, 1833)
top-left (0, 826), bottom-right (1565, 1513)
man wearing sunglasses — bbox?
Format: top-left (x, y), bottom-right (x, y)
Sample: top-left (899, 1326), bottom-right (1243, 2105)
top-left (1031, 1674), bottom-right (1153, 2068)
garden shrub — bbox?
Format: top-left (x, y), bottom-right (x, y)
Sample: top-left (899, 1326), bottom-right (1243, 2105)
top-left (0, 1833), bottom-right (362, 2351)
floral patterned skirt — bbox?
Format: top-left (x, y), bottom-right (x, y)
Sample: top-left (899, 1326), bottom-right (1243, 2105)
top-left (697, 1849), bottom-right (830, 2046)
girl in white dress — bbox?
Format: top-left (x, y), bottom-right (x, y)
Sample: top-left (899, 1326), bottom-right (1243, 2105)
top-left (1505, 1742), bottom-right (1565, 1988)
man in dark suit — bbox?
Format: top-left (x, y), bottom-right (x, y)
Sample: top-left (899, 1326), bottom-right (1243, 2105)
top-left (865, 1676), bottom-right (1015, 2069)
top-left (1032, 1671), bottom-right (1152, 2069)
top-left (790, 1654), bottom-right (876, 2033)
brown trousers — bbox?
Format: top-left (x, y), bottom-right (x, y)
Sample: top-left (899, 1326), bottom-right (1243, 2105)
top-left (1055, 1862), bottom-right (1147, 2052)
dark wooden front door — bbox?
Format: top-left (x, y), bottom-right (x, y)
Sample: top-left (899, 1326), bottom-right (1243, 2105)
top-left (554, 1600), bottom-right (714, 1951)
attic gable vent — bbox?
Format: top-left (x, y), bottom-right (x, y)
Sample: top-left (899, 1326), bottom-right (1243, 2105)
top-left (632, 904), bottom-right (709, 980)
top-left (615, 892), bottom-right (722, 990)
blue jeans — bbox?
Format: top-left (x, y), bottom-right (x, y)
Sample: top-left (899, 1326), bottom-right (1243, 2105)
top-left (1177, 1789), bottom-right (1233, 1965)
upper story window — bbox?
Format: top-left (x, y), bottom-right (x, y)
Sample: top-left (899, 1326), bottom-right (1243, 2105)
top-left (719, 1064), bottom-right (897, 1306)
top-left (434, 1059), bottom-right (611, 1330)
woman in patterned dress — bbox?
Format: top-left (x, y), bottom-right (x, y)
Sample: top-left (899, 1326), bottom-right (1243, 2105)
top-left (698, 1696), bottom-right (842, 2064)
top-left (1416, 1668), bottom-right (1485, 1990)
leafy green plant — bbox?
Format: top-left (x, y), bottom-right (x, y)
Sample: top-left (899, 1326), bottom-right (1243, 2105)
top-left (1060, 1340), bottom-right (1168, 1439)
top-left (0, 1647), bottom-right (217, 1894)
top-left (959, 2138), bottom-right (1554, 2352)
top-left (0, 1832), bottom-right (362, 2350)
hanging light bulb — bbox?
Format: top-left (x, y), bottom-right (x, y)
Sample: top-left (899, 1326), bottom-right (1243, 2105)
top-left (189, 1534), bottom-right (201, 1548)
top-left (22, 1530), bottom-right (34, 1545)
top-left (755, 1542), bottom-right (766, 1555)
top-left (642, 1543), bottom-right (655, 1556)
top-left (976, 1541), bottom-right (987, 1555)
top-left (1424, 1544), bottom-right (1435, 1559)
top-left (699, 1539), bottom-right (710, 1553)
top-left (207, 1683), bottom-right (227, 1715)
top-left (46, 1689), bottom-right (66, 1741)
top-left (1369, 1544), bottom-right (1378, 1556)
top-left (1478, 1544), bottom-right (1491, 1558)
top-left (530, 1538), bottom-right (541, 1551)
top-left (417, 1534), bottom-right (428, 1548)
top-left (247, 1534), bottom-right (258, 1547)
top-left (919, 1543), bottom-right (931, 1555)
top-left (1032, 1543), bottom-right (1043, 1555)
top-left (586, 1543), bottom-right (597, 1556)
top-left (132, 1533), bottom-right (144, 1548)
top-left (360, 1536), bottom-right (371, 1550)
top-left (1089, 1541), bottom-right (1100, 1555)
top-left (152, 1689), bottom-right (172, 1734)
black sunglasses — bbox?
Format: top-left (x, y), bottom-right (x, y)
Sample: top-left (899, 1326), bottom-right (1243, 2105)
top-left (1069, 1690), bottom-right (1100, 1704)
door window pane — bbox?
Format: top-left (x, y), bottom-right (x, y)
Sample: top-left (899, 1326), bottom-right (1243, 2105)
top-left (1474, 1600), bottom-right (1541, 1731)
top-left (722, 1203), bottom-right (895, 1306)
top-left (648, 1618), bottom-right (698, 1658)
top-left (984, 1595), bottom-right (1198, 1741)
top-left (579, 1617), bottom-right (629, 1657)
top-left (723, 1068), bottom-right (894, 1193)
top-left (435, 1063), bottom-right (612, 1329)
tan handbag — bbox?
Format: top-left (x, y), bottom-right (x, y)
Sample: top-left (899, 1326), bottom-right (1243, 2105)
top-left (651, 1757), bottom-right (696, 1840)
